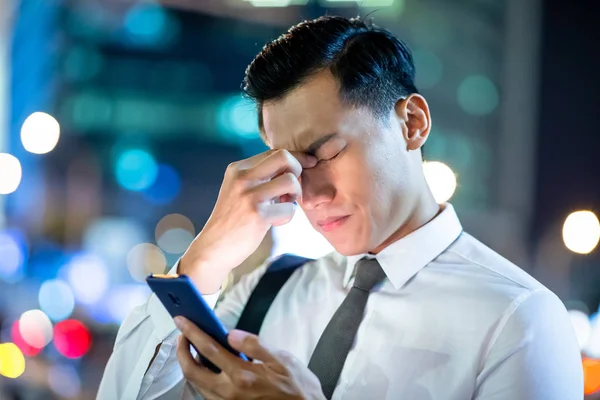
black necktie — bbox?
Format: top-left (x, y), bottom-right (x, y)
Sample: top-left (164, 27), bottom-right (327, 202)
top-left (307, 258), bottom-right (387, 399)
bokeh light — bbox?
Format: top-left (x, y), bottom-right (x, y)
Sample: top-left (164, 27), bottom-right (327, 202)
top-left (124, 3), bottom-right (179, 47)
top-left (63, 44), bottom-right (104, 83)
top-left (19, 310), bottom-right (53, 349)
top-left (217, 95), bottom-right (259, 139)
top-left (67, 254), bottom-right (109, 305)
top-left (127, 243), bottom-right (167, 282)
top-left (0, 343), bottom-right (26, 378)
top-left (39, 279), bottom-right (75, 322)
top-left (53, 320), bottom-right (92, 359)
top-left (48, 364), bottom-right (81, 398)
top-left (457, 75), bottom-right (499, 116)
top-left (584, 316), bottom-right (600, 359)
top-left (272, 207), bottom-right (334, 259)
top-left (569, 309), bottom-right (592, 349)
top-left (0, 230), bottom-right (26, 282)
top-left (106, 284), bottom-right (152, 323)
top-left (155, 213), bottom-right (195, 254)
top-left (83, 218), bottom-right (147, 276)
top-left (11, 321), bottom-right (42, 356)
top-left (562, 211), bottom-right (600, 254)
top-left (142, 164), bottom-right (181, 205)
top-left (423, 161), bottom-right (457, 204)
top-left (583, 357), bottom-right (600, 395)
top-left (20, 112), bottom-right (61, 154)
top-left (115, 149), bottom-right (158, 191)
top-left (0, 153), bottom-right (22, 194)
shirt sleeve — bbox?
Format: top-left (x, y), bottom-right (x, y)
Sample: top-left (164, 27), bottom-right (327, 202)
top-left (96, 260), bottom-right (269, 400)
top-left (473, 289), bottom-right (584, 400)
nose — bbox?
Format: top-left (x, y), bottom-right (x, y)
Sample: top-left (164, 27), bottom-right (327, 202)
top-left (300, 169), bottom-right (335, 210)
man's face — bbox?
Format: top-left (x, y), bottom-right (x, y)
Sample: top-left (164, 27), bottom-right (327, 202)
top-left (262, 71), bottom-right (425, 255)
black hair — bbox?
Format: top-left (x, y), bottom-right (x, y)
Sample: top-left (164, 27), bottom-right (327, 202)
top-left (243, 15), bottom-right (419, 137)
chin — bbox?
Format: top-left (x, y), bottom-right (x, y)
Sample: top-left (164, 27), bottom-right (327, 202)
top-left (327, 235), bottom-right (369, 256)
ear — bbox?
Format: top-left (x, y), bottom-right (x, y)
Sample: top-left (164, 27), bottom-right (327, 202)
top-left (394, 94), bottom-right (431, 151)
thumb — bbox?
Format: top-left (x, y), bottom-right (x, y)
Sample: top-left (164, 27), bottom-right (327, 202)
top-left (228, 330), bottom-right (277, 364)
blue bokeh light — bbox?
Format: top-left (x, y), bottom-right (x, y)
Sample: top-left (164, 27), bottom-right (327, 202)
top-left (142, 164), bottom-right (181, 205)
top-left (0, 230), bottom-right (27, 283)
top-left (217, 95), bottom-right (259, 140)
top-left (115, 149), bottom-right (158, 191)
top-left (123, 3), bottom-right (178, 47)
top-left (39, 279), bottom-right (75, 322)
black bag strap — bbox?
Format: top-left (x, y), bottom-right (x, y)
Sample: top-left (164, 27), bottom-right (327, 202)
top-left (235, 254), bottom-right (313, 335)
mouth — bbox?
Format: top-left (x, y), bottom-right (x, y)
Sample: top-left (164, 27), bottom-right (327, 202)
top-left (317, 215), bottom-right (351, 232)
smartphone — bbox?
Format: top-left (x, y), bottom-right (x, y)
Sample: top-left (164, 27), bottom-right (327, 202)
top-left (146, 274), bottom-right (248, 373)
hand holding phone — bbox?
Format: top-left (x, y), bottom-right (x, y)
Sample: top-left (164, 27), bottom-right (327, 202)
top-left (146, 274), bottom-right (248, 373)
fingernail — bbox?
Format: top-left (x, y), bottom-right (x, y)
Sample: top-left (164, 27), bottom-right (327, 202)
top-left (228, 330), bottom-right (249, 347)
top-left (306, 155), bottom-right (317, 166)
top-left (174, 316), bottom-right (185, 329)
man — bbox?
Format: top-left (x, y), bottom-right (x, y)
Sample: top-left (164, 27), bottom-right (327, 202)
top-left (98, 16), bottom-right (583, 399)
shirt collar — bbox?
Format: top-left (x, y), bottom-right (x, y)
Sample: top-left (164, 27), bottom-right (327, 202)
top-left (343, 203), bottom-right (463, 289)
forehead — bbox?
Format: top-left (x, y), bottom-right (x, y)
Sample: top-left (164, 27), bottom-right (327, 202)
top-left (262, 71), bottom-right (347, 151)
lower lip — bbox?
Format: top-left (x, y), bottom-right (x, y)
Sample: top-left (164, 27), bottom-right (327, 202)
top-left (319, 216), bottom-right (350, 232)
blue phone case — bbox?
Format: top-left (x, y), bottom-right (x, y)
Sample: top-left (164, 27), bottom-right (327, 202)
top-left (146, 274), bottom-right (248, 373)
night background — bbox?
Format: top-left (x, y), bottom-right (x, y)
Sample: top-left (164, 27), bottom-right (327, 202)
top-left (1, 0), bottom-right (600, 398)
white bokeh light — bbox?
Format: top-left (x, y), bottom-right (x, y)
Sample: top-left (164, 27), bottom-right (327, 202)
top-left (562, 211), bottom-right (600, 255)
top-left (569, 309), bottom-right (592, 349)
top-left (155, 214), bottom-right (195, 254)
top-left (0, 153), bottom-right (22, 194)
top-left (20, 112), bottom-right (61, 154)
top-left (18, 309), bottom-right (53, 349)
top-left (39, 279), bottom-right (75, 321)
top-left (127, 243), bottom-right (167, 282)
top-left (67, 254), bottom-right (109, 305)
top-left (106, 284), bottom-right (151, 323)
top-left (423, 161), bottom-right (457, 204)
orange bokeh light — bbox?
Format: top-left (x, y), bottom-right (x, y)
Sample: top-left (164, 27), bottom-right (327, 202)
top-left (583, 357), bottom-right (600, 395)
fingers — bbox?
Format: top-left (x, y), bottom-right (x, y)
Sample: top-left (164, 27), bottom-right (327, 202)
top-left (243, 150), bottom-right (316, 181)
top-left (175, 317), bottom-right (244, 377)
top-left (227, 330), bottom-right (279, 365)
top-left (177, 336), bottom-right (221, 390)
top-left (257, 202), bottom-right (296, 226)
top-left (249, 172), bottom-right (301, 203)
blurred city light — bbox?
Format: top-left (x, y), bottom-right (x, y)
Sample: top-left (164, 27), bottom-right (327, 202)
top-left (217, 95), bottom-right (259, 139)
top-left (0, 343), bottom-right (26, 379)
top-left (584, 317), bottom-right (600, 359)
top-left (53, 320), bottom-right (92, 359)
top-left (142, 164), bottom-right (181, 205)
top-left (583, 357), bottom-right (600, 395)
top-left (457, 75), bottom-right (499, 116)
top-left (124, 3), bottom-right (179, 47)
top-left (106, 284), bottom-right (151, 323)
top-left (272, 207), bottom-right (334, 259)
top-left (11, 321), bottom-right (42, 357)
top-left (20, 112), bottom-right (61, 154)
top-left (18, 310), bottom-right (53, 349)
top-left (562, 210), bottom-right (600, 254)
top-left (0, 153), bottom-right (22, 194)
top-left (423, 161), bottom-right (457, 204)
top-left (63, 44), bottom-right (104, 83)
top-left (155, 213), bottom-right (195, 254)
top-left (66, 254), bottom-right (109, 305)
top-left (323, 0), bottom-right (394, 6)
top-left (246, 0), bottom-right (294, 6)
top-left (39, 279), bottom-right (75, 322)
top-left (48, 364), bottom-right (81, 398)
top-left (569, 309), bottom-right (592, 349)
top-left (83, 218), bottom-right (147, 276)
top-left (115, 149), bottom-right (158, 191)
top-left (0, 230), bottom-right (26, 282)
top-left (127, 243), bottom-right (167, 282)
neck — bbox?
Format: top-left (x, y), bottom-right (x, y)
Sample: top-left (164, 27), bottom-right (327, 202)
top-left (370, 191), bottom-right (441, 255)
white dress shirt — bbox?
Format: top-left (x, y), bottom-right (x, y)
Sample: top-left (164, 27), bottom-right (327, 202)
top-left (97, 204), bottom-right (583, 400)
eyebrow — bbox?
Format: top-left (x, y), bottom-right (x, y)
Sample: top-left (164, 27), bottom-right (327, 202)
top-left (305, 133), bottom-right (338, 155)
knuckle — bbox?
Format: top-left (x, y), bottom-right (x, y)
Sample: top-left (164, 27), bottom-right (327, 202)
top-left (230, 369), bottom-right (256, 389)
